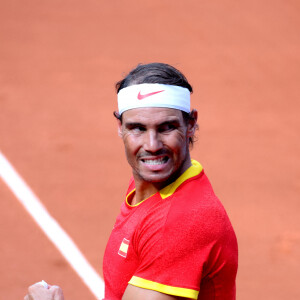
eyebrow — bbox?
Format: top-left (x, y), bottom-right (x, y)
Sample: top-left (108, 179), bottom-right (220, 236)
top-left (124, 122), bottom-right (145, 128)
top-left (159, 119), bottom-right (180, 126)
top-left (124, 118), bottom-right (180, 128)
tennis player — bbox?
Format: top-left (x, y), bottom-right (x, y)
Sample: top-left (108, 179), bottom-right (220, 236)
top-left (24, 63), bottom-right (238, 300)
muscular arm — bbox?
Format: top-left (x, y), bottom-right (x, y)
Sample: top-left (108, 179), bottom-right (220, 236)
top-left (122, 285), bottom-right (189, 300)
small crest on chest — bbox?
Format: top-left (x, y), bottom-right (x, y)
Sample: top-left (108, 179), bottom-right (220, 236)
top-left (118, 238), bottom-right (130, 258)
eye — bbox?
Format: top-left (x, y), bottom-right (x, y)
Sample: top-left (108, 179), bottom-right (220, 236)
top-left (158, 123), bottom-right (177, 133)
top-left (131, 125), bottom-right (146, 133)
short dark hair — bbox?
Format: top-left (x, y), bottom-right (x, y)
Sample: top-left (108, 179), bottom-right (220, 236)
top-left (115, 62), bottom-right (193, 93)
top-left (114, 63), bottom-right (198, 146)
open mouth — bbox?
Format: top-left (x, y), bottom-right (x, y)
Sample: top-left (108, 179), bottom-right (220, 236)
top-left (141, 156), bottom-right (169, 165)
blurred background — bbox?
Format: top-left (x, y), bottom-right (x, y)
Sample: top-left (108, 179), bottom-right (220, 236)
top-left (0, 1), bottom-right (299, 299)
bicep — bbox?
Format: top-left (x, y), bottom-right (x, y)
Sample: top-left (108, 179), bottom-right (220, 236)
top-left (122, 284), bottom-right (188, 300)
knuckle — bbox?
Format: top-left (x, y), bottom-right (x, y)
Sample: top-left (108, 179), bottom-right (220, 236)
top-left (28, 285), bottom-right (34, 292)
top-left (52, 285), bottom-right (62, 292)
top-left (28, 283), bottom-right (39, 292)
top-left (52, 286), bottom-right (64, 297)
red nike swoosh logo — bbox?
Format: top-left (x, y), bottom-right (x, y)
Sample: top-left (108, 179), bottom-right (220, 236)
top-left (137, 90), bottom-right (165, 100)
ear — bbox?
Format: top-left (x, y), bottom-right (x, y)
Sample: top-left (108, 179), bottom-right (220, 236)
top-left (117, 120), bottom-right (123, 138)
top-left (187, 109), bottom-right (198, 138)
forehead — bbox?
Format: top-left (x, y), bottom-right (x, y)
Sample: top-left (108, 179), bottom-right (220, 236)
top-left (122, 107), bottom-right (184, 124)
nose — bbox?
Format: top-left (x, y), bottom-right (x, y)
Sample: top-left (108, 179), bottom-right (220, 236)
top-left (143, 130), bottom-right (163, 153)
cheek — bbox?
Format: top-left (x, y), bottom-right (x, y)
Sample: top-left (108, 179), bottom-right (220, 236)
top-left (167, 132), bottom-right (187, 148)
top-left (123, 135), bottom-right (140, 156)
top-left (165, 133), bottom-right (189, 159)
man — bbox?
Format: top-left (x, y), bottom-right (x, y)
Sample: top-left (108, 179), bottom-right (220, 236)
top-left (24, 63), bottom-right (238, 300)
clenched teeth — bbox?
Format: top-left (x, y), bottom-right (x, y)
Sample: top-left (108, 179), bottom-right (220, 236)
top-left (142, 157), bottom-right (168, 165)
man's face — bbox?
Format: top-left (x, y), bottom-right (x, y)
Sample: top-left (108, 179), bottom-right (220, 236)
top-left (118, 107), bottom-right (195, 187)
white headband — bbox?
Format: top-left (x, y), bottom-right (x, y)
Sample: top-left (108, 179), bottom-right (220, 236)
top-left (117, 83), bottom-right (190, 114)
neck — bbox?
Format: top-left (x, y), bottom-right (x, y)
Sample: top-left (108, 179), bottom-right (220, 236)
top-left (131, 182), bottom-right (159, 205)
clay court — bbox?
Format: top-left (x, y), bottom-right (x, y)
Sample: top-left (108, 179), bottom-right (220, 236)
top-left (0, 1), bottom-right (299, 299)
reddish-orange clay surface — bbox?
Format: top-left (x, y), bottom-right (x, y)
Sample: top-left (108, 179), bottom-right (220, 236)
top-left (0, 1), bottom-right (299, 299)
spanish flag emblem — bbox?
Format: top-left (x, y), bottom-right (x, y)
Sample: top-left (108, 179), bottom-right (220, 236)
top-left (118, 238), bottom-right (129, 258)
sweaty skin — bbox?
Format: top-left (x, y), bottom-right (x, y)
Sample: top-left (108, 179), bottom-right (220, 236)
top-left (118, 107), bottom-right (197, 205)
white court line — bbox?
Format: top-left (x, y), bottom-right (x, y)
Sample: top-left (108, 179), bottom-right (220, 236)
top-left (0, 151), bottom-right (104, 299)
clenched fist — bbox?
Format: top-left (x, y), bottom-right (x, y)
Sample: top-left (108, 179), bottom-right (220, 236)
top-left (24, 282), bottom-right (64, 300)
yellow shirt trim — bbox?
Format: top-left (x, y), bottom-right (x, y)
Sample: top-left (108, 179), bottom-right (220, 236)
top-left (126, 189), bottom-right (155, 207)
top-left (160, 160), bottom-right (203, 199)
top-left (129, 276), bottom-right (199, 299)
top-left (126, 160), bottom-right (203, 206)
